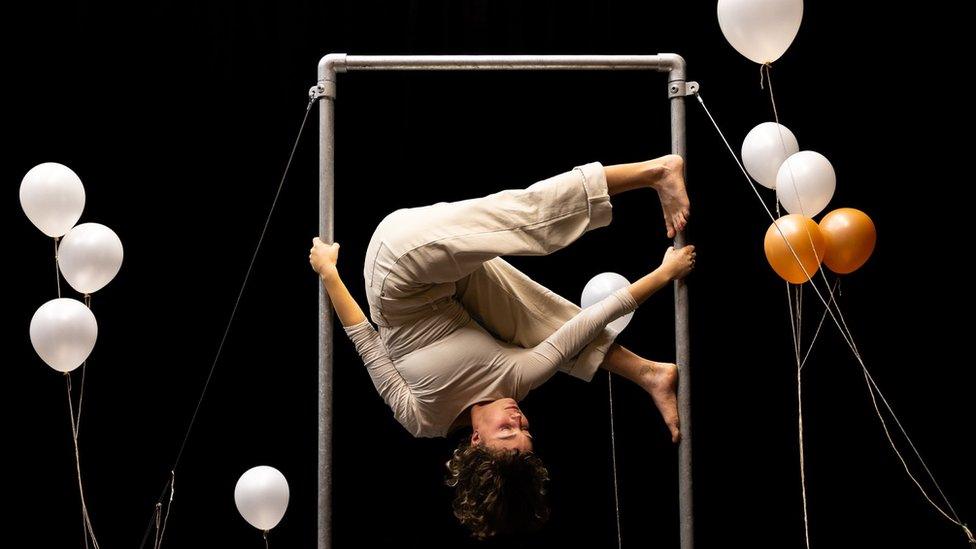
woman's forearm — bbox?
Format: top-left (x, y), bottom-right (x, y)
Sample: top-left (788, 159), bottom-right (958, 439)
top-left (627, 266), bottom-right (674, 306)
top-left (321, 270), bottom-right (368, 327)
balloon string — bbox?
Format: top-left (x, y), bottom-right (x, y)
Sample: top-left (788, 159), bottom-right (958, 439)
top-left (786, 282), bottom-right (811, 549)
top-left (785, 282), bottom-right (800, 364)
top-left (785, 279), bottom-right (812, 549)
top-left (764, 68), bottom-right (861, 378)
top-left (263, 529), bottom-right (270, 549)
top-left (840, 294), bottom-right (969, 531)
top-left (66, 373), bottom-right (101, 549)
top-left (75, 294), bottom-right (92, 438)
top-left (694, 91), bottom-right (818, 284)
top-left (137, 94), bottom-right (319, 549)
top-left (694, 92), bottom-right (972, 539)
top-left (800, 280), bottom-right (835, 371)
top-left (70, 370), bottom-right (90, 549)
top-left (608, 373), bottom-right (623, 549)
top-left (764, 65), bottom-right (820, 271)
top-left (861, 348), bottom-right (975, 545)
top-left (54, 237), bottom-right (62, 298)
top-left (816, 261), bottom-right (968, 534)
top-left (796, 280), bottom-right (803, 353)
top-left (764, 65), bottom-right (970, 534)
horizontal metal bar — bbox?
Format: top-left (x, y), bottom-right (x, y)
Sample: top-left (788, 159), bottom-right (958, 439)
top-left (319, 53), bottom-right (686, 81)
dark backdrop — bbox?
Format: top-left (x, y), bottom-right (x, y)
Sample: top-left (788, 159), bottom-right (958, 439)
top-left (5, 1), bottom-right (973, 548)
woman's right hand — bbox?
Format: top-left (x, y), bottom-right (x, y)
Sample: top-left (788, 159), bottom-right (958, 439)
top-left (661, 245), bottom-right (696, 280)
top-left (310, 237), bottom-right (340, 279)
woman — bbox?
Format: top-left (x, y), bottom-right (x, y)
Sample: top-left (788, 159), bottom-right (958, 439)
top-left (308, 155), bottom-right (694, 539)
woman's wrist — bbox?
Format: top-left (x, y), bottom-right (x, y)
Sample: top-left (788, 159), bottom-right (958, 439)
top-left (320, 265), bottom-right (339, 284)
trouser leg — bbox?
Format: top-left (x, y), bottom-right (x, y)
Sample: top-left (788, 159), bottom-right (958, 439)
top-left (369, 162), bottom-right (612, 326)
top-left (455, 256), bottom-right (619, 382)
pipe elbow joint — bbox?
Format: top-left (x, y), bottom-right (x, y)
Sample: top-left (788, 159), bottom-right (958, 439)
top-left (318, 53), bottom-right (348, 80)
top-left (658, 53), bottom-right (687, 82)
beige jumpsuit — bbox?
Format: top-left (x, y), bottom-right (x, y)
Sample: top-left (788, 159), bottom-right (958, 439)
top-left (343, 162), bottom-right (639, 438)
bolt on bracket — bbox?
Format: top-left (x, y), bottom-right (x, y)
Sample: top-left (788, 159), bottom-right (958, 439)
top-left (309, 80), bottom-right (337, 101)
top-left (668, 81), bottom-right (700, 98)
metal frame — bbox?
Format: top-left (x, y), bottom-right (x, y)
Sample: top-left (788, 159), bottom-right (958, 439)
top-left (315, 53), bottom-right (695, 549)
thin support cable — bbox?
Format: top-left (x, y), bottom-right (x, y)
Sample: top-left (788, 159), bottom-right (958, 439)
top-left (137, 95), bottom-right (318, 549)
top-left (765, 67), bottom-right (970, 539)
top-left (154, 471), bottom-right (176, 549)
top-left (695, 91), bottom-right (972, 542)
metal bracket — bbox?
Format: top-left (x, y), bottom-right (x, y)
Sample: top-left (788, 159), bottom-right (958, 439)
top-left (668, 81), bottom-right (699, 98)
top-left (309, 80), bottom-right (337, 101)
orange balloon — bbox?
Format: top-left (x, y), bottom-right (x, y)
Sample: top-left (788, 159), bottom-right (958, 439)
top-left (764, 214), bottom-right (826, 284)
top-left (819, 208), bottom-right (877, 274)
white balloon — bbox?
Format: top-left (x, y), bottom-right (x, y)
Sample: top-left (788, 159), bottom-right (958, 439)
top-left (29, 298), bottom-right (98, 373)
top-left (58, 223), bottom-right (124, 294)
top-left (235, 466), bottom-right (289, 531)
top-left (742, 122), bottom-right (799, 189)
top-left (717, 0), bottom-right (804, 64)
top-left (19, 162), bottom-right (86, 238)
top-left (581, 272), bottom-right (633, 334)
top-left (776, 151), bottom-right (836, 217)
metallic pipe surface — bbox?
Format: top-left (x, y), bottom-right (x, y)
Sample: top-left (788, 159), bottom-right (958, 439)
top-left (317, 61), bottom-right (337, 549)
top-left (336, 54), bottom-right (677, 72)
top-left (669, 57), bottom-right (694, 549)
top-left (316, 52), bottom-right (694, 549)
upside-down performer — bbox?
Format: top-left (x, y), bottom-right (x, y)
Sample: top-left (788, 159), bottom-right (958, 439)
top-left (309, 155), bottom-right (694, 539)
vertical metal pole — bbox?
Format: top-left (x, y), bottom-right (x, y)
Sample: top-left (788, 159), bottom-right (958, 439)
top-left (317, 61), bottom-right (338, 549)
top-left (668, 57), bottom-right (695, 549)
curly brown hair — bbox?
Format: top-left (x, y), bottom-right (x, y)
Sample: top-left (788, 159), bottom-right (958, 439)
top-left (444, 435), bottom-right (551, 540)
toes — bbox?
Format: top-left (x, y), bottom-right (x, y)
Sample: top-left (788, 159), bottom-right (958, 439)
top-left (673, 213), bottom-right (686, 235)
top-left (668, 420), bottom-right (682, 443)
top-left (664, 216), bottom-right (675, 238)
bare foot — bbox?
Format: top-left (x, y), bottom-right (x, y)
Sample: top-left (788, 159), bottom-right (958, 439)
top-left (640, 361), bottom-right (681, 444)
top-left (650, 155), bottom-right (691, 239)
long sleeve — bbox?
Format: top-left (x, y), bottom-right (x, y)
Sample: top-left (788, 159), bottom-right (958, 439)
top-left (518, 286), bottom-right (639, 390)
top-left (342, 319), bottom-right (420, 434)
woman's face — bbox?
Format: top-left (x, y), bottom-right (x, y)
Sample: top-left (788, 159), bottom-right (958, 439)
top-left (471, 397), bottom-right (533, 452)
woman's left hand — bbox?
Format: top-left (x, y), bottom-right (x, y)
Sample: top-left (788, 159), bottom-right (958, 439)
top-left (310, 237), bottom-right (340, 278)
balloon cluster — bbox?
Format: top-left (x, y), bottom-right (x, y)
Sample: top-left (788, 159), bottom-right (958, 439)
top-left (21, 162), bottom-right (125, 372)
top-left (719, 1), bottom-right (877, 283)
top-left (744, 127), bottom-right (877, 284)
top-left (22, 163), bottom-right (292, 537)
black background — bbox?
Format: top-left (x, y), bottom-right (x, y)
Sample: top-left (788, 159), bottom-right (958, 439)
top-left (5, 1), bottom-right (973, 548)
